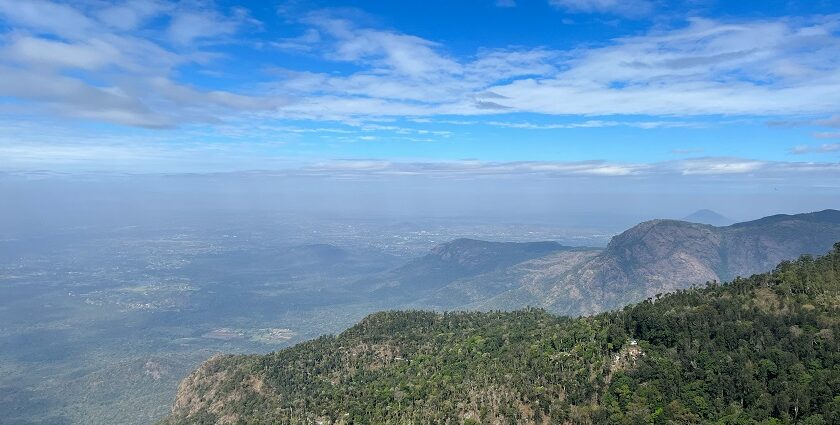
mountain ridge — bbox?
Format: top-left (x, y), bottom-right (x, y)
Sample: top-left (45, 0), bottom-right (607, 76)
top-left (531, 209), bottom-right (840, 314)
top-left (394, 209), bottom-right (840, 315)
top-left (352, 238), bottom-right (573, 298)
top-left (160, 243), bottom-right (840, 425)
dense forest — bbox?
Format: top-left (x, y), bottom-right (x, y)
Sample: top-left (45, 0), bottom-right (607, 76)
top-left (162, 243), bottom-right (840, 424)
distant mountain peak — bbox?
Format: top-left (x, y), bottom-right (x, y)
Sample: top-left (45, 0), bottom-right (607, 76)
top-left (682, 209), bottom-right (733, 226)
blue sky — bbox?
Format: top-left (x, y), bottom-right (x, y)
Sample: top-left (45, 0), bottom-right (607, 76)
top-left (1, 0), bottom-right (840, 178)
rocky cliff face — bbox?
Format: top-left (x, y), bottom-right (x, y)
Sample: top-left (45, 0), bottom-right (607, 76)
top-left (528, 210), bottom-right (840, 315)
top-left (455, 210), bottom-right (840, 315)
top-left (164, 354), bottom-right (275, 425)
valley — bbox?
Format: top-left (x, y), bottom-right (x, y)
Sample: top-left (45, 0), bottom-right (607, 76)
top-left (3, 210), bottom-right (840, 424)
top-left (4, 2), bottom-right (839, 423)
top-left (0, 215), bottom-right (601, 425)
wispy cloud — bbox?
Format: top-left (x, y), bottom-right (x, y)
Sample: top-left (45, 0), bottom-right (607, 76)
top-left (548, 0), bottom-right (654, 18)
top-left (484, 120), bottom-right (701, 129)
top-left (0, 0), bottom-right (276, 128)
top-left (791, 143), bottom-right (840, 154)
top-left (271, 29), bottom-right (321, 51)
top-left (814, 133), bottom-right (840, 139)
top-left (266, 14), bottom-right (840, 122)
top-left (1, 115), bottom-right (838, 179)
top-left (1, 2), bottom-right (840, 133)
top-left (767, 114), bottom-right (840, 131)
top-left (672, 157), bottom-right (766, 175)
top-left (486, 17), bottom-right (840, 117)
top-left (302, 159), bottom-right (649, 177)
top-left (297, 157), bottom-right (837, 179)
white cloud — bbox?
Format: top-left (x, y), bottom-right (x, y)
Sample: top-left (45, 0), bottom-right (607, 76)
top-left (167, 10), bottom-right (244, 45)
top-left (304, 13), bottom-right (463, 78)
top-left (548, 0), bottom-right (654, 17)
top-left (1, 115), bottom-right (837, 176)
top-left (815, 133), bottom-right (840, 140)
top-left (272, 29), bottom-right (321, 51)
top-left (4, 35), bottom-right (121, 70)
top-left (295, 157), bottom-right (840, 180)
top-left (1, 3), bottom-right (840, 130)
top-left (0, 0), bottom-right (94, 38)
top-left (0, 0), bottom-right (276, 128)
top-left (265, 12), bottom-right (561, 109)
top-left (265, 15), bottom-right (840, 122)
top-left (302, 159), bottom-right (652, 177)
top-left (484, 119), bottom-right (700, 129)
top-left (486, 17), bottom-right (840, 116)
top-left (672, 158), bottom-right (766, 175)
top-left (791, 142), bottom-right (840, 154)
top-left (96, 0), bottom-right (169, 31)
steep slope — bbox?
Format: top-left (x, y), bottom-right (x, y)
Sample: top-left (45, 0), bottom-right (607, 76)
top-left (161, 244), bottom-right (840, 425)
top-left (473, 210), bottom-right (840, 315)
top-left (352, 239), bottom-right (572, 299)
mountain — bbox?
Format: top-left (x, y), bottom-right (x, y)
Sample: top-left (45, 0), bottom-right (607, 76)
top-left (352, 238), bottom-right (573, 299)
top-left (682, 208), bottom-right (733, 226)
top-left (459, 209), bottom-right (840, 315)
top-left (420, 248), bottom-right (602, 309)
top-left (160, 244), bottom-right (840, 425)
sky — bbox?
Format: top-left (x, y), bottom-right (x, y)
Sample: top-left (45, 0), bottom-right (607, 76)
top-left (0, 0), bottom-right (839, 214)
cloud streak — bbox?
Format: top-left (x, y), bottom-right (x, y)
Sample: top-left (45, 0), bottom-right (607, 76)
top-left (548, 0), bottom-right (654, 17)
top-left (791, 143), bottom-right (840, 154)
top-left (299, 157), bottom-right (838, 179)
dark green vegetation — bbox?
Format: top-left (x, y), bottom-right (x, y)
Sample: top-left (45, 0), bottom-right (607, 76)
top-left (163, 244), bottom-right (840, 425)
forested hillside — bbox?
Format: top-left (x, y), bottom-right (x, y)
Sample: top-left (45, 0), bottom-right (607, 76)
top-left (162, 243), bottom-right (840, 425)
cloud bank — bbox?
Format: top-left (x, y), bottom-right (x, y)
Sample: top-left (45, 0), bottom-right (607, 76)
top-left (1, 2), bottom-right (839, 128)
